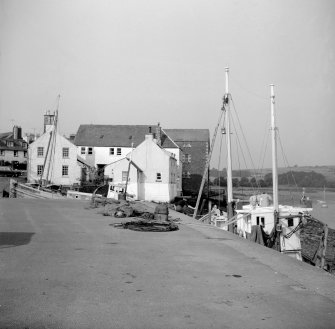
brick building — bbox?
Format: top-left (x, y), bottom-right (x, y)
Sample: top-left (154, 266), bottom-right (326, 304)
top-left (164, 129), bottom-right (210, 194)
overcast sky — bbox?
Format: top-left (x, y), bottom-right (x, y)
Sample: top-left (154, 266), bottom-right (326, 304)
top-left (0, 0), bottom-right (334, 170)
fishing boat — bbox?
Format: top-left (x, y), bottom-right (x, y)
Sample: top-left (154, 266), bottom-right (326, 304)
top-left (194, 69), bottom-right (312, 261)
top-left (236, 84), bottom-right (312, 260)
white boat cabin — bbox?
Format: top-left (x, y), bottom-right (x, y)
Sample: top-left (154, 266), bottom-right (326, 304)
top-left (236, 197), bottom-right (312, 260)
top-left (107, 182), bottom-right (136, 201)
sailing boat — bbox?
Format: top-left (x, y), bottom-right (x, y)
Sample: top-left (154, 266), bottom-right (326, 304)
top-left (235, 84), bottom-right (313, 260)
top-left (318, 186), bottom-right (328, 208)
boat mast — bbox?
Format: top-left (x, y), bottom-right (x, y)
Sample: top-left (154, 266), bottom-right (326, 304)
top-left (270, 84), bottom-right (279, 213)
top-left (225, 67), bottom-right (234, 230)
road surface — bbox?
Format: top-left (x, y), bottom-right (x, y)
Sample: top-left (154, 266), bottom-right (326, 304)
top-left (0, 198), bottom-right (334, 329)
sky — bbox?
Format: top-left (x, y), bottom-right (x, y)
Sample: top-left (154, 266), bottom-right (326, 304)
top-left (0, 0), bottom-right (334, 170)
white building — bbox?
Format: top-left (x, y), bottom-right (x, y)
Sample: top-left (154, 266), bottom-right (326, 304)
top-left (74, 124), bottom-right (183, 195)
top-left (28, 127), bottom-right (82, 186)
top-left (104, 133), bottom-right (178, 202)
top-left (0, 126), bottom-right (28, 168)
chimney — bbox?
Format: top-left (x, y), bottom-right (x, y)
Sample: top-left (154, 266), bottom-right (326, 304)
top-left (13, 126), bottom-right (19, 140)
top-left (44, 111), bottom-right (55, 133)
top-left (155, 122), bottom-right (162, 146)
top-left (17, 127), bottom-right (22, 139)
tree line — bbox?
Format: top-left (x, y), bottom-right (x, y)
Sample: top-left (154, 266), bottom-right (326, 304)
top-left (212, 171), bottom-right (335, 188)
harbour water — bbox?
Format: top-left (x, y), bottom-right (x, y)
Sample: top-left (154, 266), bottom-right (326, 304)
top-left (311, 199), bottom-right (335, 229)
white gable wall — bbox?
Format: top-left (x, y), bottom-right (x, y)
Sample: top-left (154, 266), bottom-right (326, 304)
top-left (104, 135), bottom-right (178, 202)
top-left (28, 131), bottom-right (81, 186)
top-left (104, 158), bottom-right (139, 199)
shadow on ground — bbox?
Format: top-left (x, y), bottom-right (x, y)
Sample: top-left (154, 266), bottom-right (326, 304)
top-left (0, 232), bottom-right (35, 248)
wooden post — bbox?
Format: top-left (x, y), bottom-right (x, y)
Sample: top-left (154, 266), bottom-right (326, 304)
top-left (198, 198), bottom-right (206, 218)
top-left (208, 200), bottom-right (212, 224)
top-left (9, 178), bottom-right (17, 198)
top-left (321, 224), bottom-right (328, 270)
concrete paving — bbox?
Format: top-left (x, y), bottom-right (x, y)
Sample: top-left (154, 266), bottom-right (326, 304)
top-left (0, 198), bottom-right (334, 329)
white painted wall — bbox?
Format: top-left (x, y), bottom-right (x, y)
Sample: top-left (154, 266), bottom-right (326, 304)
top-left (28, 131), bottom-right (82, 186)
top-left (104, 135), bottom-right (178, 202)
top-left (77, 146), bottom-right (132, 167)
top-left (165, 147), bottom-right (182, 195)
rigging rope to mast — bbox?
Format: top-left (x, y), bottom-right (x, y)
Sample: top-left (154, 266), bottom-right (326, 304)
top-left (230, 96), bottom-right (261, 191)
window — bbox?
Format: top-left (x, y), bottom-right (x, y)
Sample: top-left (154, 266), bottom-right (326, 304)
top-left (62, 165), bottom-right (69, 176)
top-left (62, 147), bottom-right (69, 158)
top-left (183, 143), bottom-right (192, 148)
top-left (88, 147), bottom-right (93, 155)
top-left (37, 165), bottom-right (44, 176)
top-left (256, 217), bottom-right (265, 226)
top-left (122, 171), bottom-right (128, 182)
top-left (182, 172), bottom-right (191, 178)
top-left (37, 147), bottom-right (44, 157)
top-left (117, 148), bottom-right (121, 155)
top-left (7, 141), bottom-right (14, 147)
top-left (287, 218), bottom-right (294, 227)
top-left (0, 150), bottom-right (5, 156)
top-left (81, 147), bottom-right (86, 155)
top-left (110, 148), bottom-right (114, 155)
top-left (181, 154), bottom-right (191, 163)
top-left (14, 150), bottom-right (18, 157)
top-left (156, 173), bottom-right (162, 181)
top-left (24, 151), bottom-right (27, 158)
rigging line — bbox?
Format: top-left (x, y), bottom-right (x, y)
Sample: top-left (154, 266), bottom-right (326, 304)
top-left (259, 129), bottom-right (271, 179)
top-left (230, 113), bottom-right (258, 193)
top-left (216, 113), bottom-right (226, 210)
top-left (257, 116), bottom-right (271, 175)
top-left (230, 96), bottom-right (259, 181)
top-left (193, 103), bottom-right (225, 219)
top-left (234, 124), bottom-right (242, 182)
top-left (217, 131), bottom-right (224, 209)
top-left (230, 96), bottom-right (260, 191)
top-left (277, 131), bottom-right (299, 194)
top-left (229, 75), bottom-right (268, 101)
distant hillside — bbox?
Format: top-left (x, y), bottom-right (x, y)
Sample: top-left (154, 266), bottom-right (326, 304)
top-left (210, 165), bottom-right (335, 187)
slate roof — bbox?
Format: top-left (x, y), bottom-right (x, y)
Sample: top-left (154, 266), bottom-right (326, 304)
top-left (0, 132), bottom-right (27, 151)
top-left (164, 129), bottom-right (210, 142)
top-left (74, 125), bottom-right (178, 148)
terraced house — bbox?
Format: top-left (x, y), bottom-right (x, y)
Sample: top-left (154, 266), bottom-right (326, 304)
top-left (0, 126), bottom-right (28, 169)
